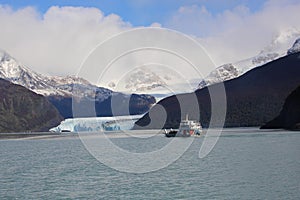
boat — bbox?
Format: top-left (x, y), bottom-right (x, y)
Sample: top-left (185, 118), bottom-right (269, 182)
top-left (164, 115), bottom-right (202, 137)
top-left (164, 129), bottom-right (178, 137)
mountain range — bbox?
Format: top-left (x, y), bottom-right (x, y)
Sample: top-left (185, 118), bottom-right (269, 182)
top-left (198, 28), bottom-right (300, 89)
top-left (97, 29), bottom-right (300, 95)
top-left (1, 30), bottom-right (300, 132)
top-left (134, 51), bottom-right (300, 129)
top-left (0, 50), bottom-right (156, 119)
top-left (0, 50), bottom-right (97, 97)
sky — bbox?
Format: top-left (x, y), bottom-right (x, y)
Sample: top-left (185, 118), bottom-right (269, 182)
top-left (0, 0), bottom-right (299, 83)
top-left (0, 0), bottom-right (265, 26)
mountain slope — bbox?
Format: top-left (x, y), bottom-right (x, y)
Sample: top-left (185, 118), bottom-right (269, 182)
top-left (0, 78), bottom-right (63, 132)
top-left (199, 30), bottom-right (300, 89)
top-left (48, 93), bottom-right (155, 118)
top-left (0, 50), bottom-right (156, 118)
top-left (287, 38), bottom-right (300, 55)
top-left (135, 52), bottom-right (300, 129)
top-left (261, 85), bottom-right (300, 130)
top-left (0, 50), bottom-right (109, 97)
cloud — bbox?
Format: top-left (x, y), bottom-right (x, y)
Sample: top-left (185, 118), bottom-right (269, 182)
top-left (164, 0), bottom-right (300, 65)
top-left (0, 5), bottom-right (131, 76)
top-left (1, 1), bottom-right (299, 86)
top-left (0, 5), bottom-right (214, 90)
top-left (150, 22), bottom-right (162, 27)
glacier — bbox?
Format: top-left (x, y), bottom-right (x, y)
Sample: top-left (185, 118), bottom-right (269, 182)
top-left (49, 115), bottom-right (143, 132)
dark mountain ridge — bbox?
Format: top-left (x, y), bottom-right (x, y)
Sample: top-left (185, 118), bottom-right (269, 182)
top-left (0, 78), bottom-right (63, 133)
top-left (0, 49), bottom-right (156, 119)
top-left (49, 93), bottom-right (156, 118)
top-left (135, 52), bottom-right (300, 129)
top-left (261, 85), bottom-right (300, 130)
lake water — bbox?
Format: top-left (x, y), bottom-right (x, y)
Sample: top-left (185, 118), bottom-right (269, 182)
top-left (0, 128), bottom-right (299, 199)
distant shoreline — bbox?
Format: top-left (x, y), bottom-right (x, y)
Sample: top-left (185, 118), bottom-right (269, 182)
top-left (0, 128), bottom-right (297, 140)
top-left (0, 130), bottom-right (165, 140)
top-left (0, 132), bottom-right (63, 139)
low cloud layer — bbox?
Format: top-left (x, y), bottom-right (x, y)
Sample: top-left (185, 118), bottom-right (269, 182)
top-left (0, 6), bottom-right (131, 75)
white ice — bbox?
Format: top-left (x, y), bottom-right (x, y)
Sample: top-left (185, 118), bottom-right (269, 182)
top-left (49, 115), bottom-right (143, 132)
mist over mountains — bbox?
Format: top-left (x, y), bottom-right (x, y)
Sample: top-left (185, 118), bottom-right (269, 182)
top-left (199, 29), bottom-right (300, 89)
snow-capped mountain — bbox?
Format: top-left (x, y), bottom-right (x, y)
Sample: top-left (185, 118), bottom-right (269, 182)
top-left (199, 28), bottom-right (300, 89)
top-left (106, 66), bottom-right (199, 100)
top-left (0, 49), bottom-right (112, 99)
top-left (198, 63), bottom-right (239, 89)
top-left (287, 38), bottom-right (300, 55)
top-left (0, 49), bottom-right (156, 119)
top-left (108, 67), bottom-right (170, 93)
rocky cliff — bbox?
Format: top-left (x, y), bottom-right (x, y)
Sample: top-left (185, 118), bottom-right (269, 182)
top-left (0, 78), bottom-right (63, 132)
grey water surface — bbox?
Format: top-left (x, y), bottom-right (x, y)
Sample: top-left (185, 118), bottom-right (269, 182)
top-left (0, 128), bottom-right (299, 199)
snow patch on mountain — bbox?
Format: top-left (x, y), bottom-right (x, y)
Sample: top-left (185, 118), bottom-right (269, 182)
top-left (198, 28), bottom-right (300, 89)
top-left (0, 49), bottom-right (112, 99)
top-left (287, 38), bottom-right (300, 55)
top-left (198, 63), bottom-right (239, 89)
top-left (119, 68), bottom-right (167, 92)
top-left (107, 66), bottom-right (195, 97)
